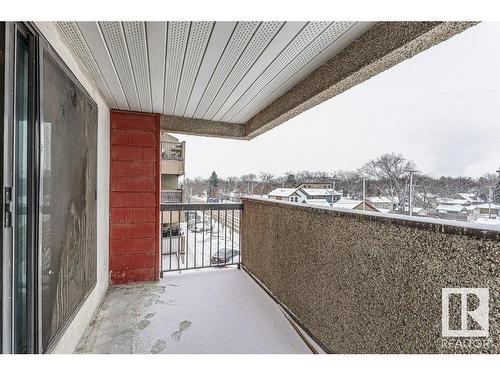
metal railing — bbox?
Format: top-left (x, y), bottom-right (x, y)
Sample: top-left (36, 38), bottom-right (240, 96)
top-left (160, 202), bottom-right (243, 275)
top-left (161, 190), bottom-right (183, 203)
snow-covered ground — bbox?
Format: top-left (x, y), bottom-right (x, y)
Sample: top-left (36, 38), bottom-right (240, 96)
top-left (76, 268), bottom-right (312, 354)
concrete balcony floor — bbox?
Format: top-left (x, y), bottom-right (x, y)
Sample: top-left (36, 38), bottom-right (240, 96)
top-left (75, 267), bottom-right (312, 354)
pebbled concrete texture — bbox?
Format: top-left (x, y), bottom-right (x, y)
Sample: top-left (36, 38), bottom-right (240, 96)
top-left (240, 198), bottom-right (500, 353)
top-left (75, 267), bottom-right (311, 354)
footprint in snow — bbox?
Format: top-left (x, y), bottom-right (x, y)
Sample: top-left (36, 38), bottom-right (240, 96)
top-left (171, 320), bottom-right (191, 342)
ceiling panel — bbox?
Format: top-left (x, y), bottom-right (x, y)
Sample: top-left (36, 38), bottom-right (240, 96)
top-left (123, 22), bottom-right (152, 113)
top-left (182, 22), bottom-right (236, 118)
top-left (227, 22), bottom-right (356, 123)
top-left (202, 21), bottom-right (284, 120)
top-left (56, 22), bottom-right (117, 108)
top-left (145, 22), bottom-right (167, 113)
top-left (163, 22), bottom-right (191, 115)
top-left (191, 21), bottom-right (260, 119)
top-left (173, 22), bottom-right (213, 116)
top-left (56, 21), bottom-right (371, 124)
top-left (215, 21), bottom-right (334, 122)
top-left (99, 21), bottom-right (141, 111)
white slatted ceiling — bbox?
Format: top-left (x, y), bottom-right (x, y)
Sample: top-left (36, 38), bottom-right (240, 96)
top-left (215, 21), bottom-right (334, 122)
top-left (56, 22), bottom-right (117, 108)
top-left (191, 22), bottom-right (260, 119)
top-left (174, 22), bottom-right (213, 116)
top-left (99, 22), bottom-right (141, 111)
top-left (123, 22), bottom-right (152, 113)
top-left (227, 22), bottom-right (355, 123)
top-left (202, 21), bottom-right (284, 120)
top-left (56, 21), bottom-right (369, 124)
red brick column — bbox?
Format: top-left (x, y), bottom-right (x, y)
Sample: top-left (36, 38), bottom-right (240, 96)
top-left (109, 110), bottom-right (160, 283)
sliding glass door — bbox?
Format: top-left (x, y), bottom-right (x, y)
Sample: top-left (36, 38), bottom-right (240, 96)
top-left (1, 22), bottom-right (38, 354)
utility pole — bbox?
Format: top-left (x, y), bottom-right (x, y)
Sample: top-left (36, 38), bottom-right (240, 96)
top-left (488, 185), bottom-right (494, 219)
top-left (362, 176), bottom-right (366, 211)
top-left (408, 170), bottom-right (418, 216)
top-left (331, 175), bottom-right (338, 207)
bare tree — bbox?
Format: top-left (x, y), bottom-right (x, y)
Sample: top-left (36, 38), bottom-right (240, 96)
top-left (360, 153), bottom-right (417, 208)
top-left (335, 170), bottom-right (361, 197)
top-left (413, 174), bottom-right (439, 209)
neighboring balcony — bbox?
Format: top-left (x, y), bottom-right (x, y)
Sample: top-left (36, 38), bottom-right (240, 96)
top-left (161, 189), bottom-right (183, 203)
top-left (161, 141), bottom-right (185, 176)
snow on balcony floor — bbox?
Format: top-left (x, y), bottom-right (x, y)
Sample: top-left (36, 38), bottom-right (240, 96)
top-left (75, 267), bottom-right (312, 354)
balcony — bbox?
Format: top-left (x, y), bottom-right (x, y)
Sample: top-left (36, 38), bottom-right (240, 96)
top-left (161, 189), bottom-right (183, 203)
top-left (81, 198), bottom-right (500, 354)
top-left (161, 141), bottom-right (185, 176)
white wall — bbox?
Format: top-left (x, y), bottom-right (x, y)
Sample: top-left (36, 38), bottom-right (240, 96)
top-left (35, 22), bottom-right (110, 354)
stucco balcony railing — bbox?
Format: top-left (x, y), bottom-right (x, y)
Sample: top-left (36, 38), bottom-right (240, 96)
top-left (81, 198), bottom-right (500, 354)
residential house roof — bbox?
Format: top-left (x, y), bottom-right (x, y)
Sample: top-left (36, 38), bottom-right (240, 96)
top-left (305, 199), bottom-right (331, 207)
top-left (476, 203), bottom-right (500, 210)
top-left (300, 188), bottom-right (342, 197)
top-left (267, 188), bottom-right (298, 198)
top-left (366, 196), bottom-right (394, 204)
top-left (436, 204), bottom-right (466, 213)
top-left (332, 198), bottom-right (378, 212)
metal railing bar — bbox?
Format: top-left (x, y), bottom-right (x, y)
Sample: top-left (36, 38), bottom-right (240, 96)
top-left (169, 210), bottom-right (173, 271)
top-left (210, 209), bottom-right (213, 267)
top-left (202, 210), bottom-right (205, 268)
top-left (224, 209), bottom-right (227, 265)
top-left (194, 210), bottom-right (197, 269)
top-left (161, 202), bottom-right (243, 211)
top-left (217, 210), bottom-right (220, 265)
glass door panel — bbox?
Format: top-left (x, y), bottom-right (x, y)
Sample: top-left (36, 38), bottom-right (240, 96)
top-left (13, 31), bottom-right (29, 354)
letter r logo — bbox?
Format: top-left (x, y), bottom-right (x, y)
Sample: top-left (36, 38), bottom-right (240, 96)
top-left (442, 288), bottom-right (489, 337)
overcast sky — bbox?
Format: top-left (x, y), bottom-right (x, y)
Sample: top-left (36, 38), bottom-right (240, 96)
top-left (175, 22), bottom-right (500, 179)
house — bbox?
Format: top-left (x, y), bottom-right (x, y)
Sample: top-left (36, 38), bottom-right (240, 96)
top-left (458, 193), bottom-right (484, 205)
top-left (267, 188), bottom-right (302, 202)
top-left (331, 198), bottom-right (379, 212)
top-left (297, 188), bottom-right (342, 203)
top-left (475, 203), bottom-right (500, 218)
top-left (296, 181), bottom-right (333, 189)
top-left (366, 196), bottom-right (396, 211)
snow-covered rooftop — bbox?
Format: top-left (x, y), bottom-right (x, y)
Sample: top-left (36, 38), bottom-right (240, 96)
top-left (477, 203), bottom-right (500, 210)
top-left (332, 198), bottom-right (364, 210)
top-left (267, 188), bottom-right (298, 197)
top-left (436, 204), bottom-right (466, 213)
top-left (437, 198), bottom-right (470, 206)
top-left (305, 199), bottom-right (330, 207)
top-left (366, 196), bottom-right (394, 204)
top-left (300, 188), bottom-right (341, 196)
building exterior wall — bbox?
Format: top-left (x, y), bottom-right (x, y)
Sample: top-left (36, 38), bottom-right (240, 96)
top-left (161, 174), bottom-right (179, 190)
top-left (34, 22), bottom-right (111, 354)
top-left (109, 110), bottom-right (160, 284)
top-left (241, 197), bottom-right (500, 353)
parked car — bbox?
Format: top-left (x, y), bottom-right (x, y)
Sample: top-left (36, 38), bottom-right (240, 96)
top-left (210, 249), bottom-right (240, 266)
